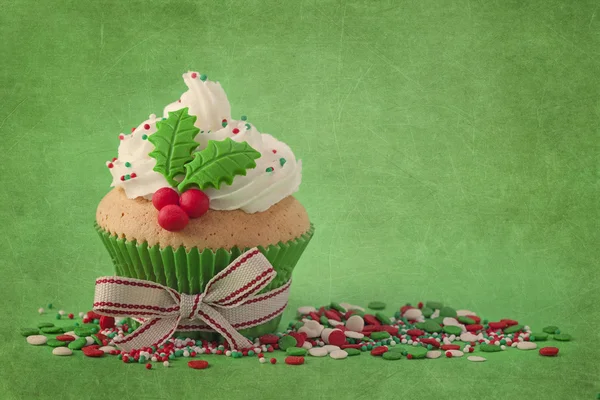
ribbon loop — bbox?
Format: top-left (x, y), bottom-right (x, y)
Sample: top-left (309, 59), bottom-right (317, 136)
top-left (93, 248), bottom-right (289, 351)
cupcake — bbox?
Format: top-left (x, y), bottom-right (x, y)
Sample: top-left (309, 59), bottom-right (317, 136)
top-left (95, 71), bottom-right (313, 339)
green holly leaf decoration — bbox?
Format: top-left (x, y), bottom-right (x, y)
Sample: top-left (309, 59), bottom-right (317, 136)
top-left (148, 107), bottom-right (200, 187)
top-left (178, 138), bottom-right (261, 192)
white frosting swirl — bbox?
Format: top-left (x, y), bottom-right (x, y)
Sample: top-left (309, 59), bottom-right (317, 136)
top-left (163, 72), bottom-right (231, 133)
top-left (201, 120), bottom-right (302, 213)
top-left (108, 114), bottom-right (170, 199)
top-left (107, 71), bottom-right (302, 213)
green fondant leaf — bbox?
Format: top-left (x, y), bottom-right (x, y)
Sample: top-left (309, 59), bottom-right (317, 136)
top-left (148, 107), bottom-right (200, 186)
top-left (178, 138), bottom-right (261, 192)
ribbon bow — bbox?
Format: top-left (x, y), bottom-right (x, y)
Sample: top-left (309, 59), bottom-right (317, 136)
top-left (93, 248), bottom-right (291, 351)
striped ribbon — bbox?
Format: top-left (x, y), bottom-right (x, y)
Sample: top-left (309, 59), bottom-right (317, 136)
top-left (93, 248), bottom-right (290, 351)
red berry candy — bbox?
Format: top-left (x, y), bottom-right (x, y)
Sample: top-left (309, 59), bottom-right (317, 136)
top-left (152, 187), bottom-right (180, 211)
top-left (158, 205), bottom-right (189, 231)
top-left (269, 358), bottom-right (277, 364)
top-left (68, 313), bottom-right (74, 319)
top-left (146, 363), bottom-right (152, 370)
top-left (179, 189), bottom-right (210, 218)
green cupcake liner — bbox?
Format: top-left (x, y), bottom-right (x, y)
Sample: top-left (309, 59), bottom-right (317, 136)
top-left (94, 222), bottom-right (314, 338)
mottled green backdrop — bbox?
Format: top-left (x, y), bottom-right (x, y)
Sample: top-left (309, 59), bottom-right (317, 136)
top-left (1, 0), bottom-right (598, 399)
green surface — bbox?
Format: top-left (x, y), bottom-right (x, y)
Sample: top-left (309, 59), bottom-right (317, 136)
top-left (1, 0), bottom-right (599, 399)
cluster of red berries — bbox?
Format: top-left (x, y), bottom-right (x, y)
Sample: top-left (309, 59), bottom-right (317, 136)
top-left (152, 187), bottom-right (210, 231)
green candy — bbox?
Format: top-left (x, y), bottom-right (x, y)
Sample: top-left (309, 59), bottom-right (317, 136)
top-left (443, 326), bottom-right (462, 335)
top-left (416, 320), bottom-right (442, 333)
top-left (368, 301), bottom-right (386, 310)
top-left (480, 344), bottom-right (502, 352)
top-left (371, 331), bottom-right (391, 340)
top-left (529, 332), bottom-right (548, 341)
top-left (286, 347), bottom-right (307, 356)
top-left (421, 307), bottom-right (434, 318)
top-left (68, 337), bottom-right (87, 350)
top-left (382, 351), bottom-right (403, 360)
top-left (406, 346), bottom-right (428, 359)
top-left (345, 348), bottom-right (361, 356)
top-left (375, 312), bottom-right (392, 325)
top-left (61, 325), bottom-right (77, 332)
top-left (278, 335), bottom-right (297, 351)
top-left (74, 327), bottom-right (93, 337)
top-left (92, 334), bottom-right (104, 346)
top-left (351, 310), bottom-right (365, 317)
top-left (388, 346), bottom-right (405, 353)
top-left (426, 301), bottom-right (443, 310)
top-left (37, 322), bottom-right (54, 329)
top-left (554, 333), bottom-right (572, 341)
top-left (20, 328), bottom-right (39, 337)
top-left (543, 326), bottom-right (559, 334)
top-left (458, 316), bottom-right (475, 325)
top-left (439, 307), bottom-right (457, 318)
top-left (431, 316), bottom-right (446, 325)
top-left (503, 324), bottom-right (523, 334)
top-left (46, 339), bottom-right (66, 347)
top-left (330, 302), bottom-right (346, 313)
top-left (40, 326), bottom-right (63, 334)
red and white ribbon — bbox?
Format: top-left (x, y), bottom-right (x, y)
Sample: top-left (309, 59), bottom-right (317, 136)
top-left (93, 248), bottom-right (290, 351)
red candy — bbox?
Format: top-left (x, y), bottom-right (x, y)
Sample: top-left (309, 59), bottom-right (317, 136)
top-left (362, 325), bottom-right (380, 333)
top-left (501, 319), bottom-right (519, 327)
top-left (441, 344), bottom-right (460, 350)
top-left (324, 310), bottom-right (341, 322)
top-left (539, 347), bottom-right (559, 357)
top-left (188, 360), bottom-right (209, 369)
top-left (407, 329), bottom-right (424, 337)
top-left (152, 187), bottom-right (180, 211)
top-left (288, 332), bottom-right (305, 348)
top-left (285, 356), bottom-right (304, 365)
top-left (420, 338), bottom-right (441, 348)
top-left (466, 324), bottom-right (483, 332)
top-left (179, 189), bottom-right (210, 218)
top-left (466, 315), bottom-right (481, 324)
top-left (270, 358), bottom-right (277, 364)
top-left (370, 346), bottom-right (388, 356)
top-left (56, 335), bottom-right (75, 342)
top-left (309, 312), bottom-right (321, 321)
top-left (145, 363), bottom-right (152, 370)
top-left (82, 346), bottom-right (104, 358)
top-left (488, 322), bottom-right (507, 330)
top-left (86, 311), bottom-right (102, 320)
top-left (68, 313), bottom-right (74, 319)
top-left (381, 325), bottom-right (399, 335)
top-left (327, 329), bottom-right (347, 346)
top-left (158, 205), bottom-right (189, 231)
top-left (99, 316), bottom-right (115, 329)
top-left (363, 315), bottom-right (380, 326)
top-left (340, 344), bottom-right (363, 349)
top-left (259, 334), bottom-right (280, 345)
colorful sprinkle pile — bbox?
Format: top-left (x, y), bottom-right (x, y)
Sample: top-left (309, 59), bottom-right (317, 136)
top-left (21, 301), bottom-right (571, 369)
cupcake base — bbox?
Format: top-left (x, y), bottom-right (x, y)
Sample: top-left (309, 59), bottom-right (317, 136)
top-left (95, 223), bottom-right (314, 339)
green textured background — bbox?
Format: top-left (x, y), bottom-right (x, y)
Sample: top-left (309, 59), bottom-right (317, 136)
top-left (1, 0), bottom-right (599, 399)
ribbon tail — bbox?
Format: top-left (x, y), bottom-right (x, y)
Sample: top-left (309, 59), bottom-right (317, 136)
top-left (196, 305), bottom-right (253, 350)
top-left (113, 316), bottom-right (180, 352)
